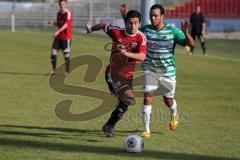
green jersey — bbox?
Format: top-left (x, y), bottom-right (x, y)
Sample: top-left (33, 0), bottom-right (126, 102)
top-left (140, 24), bottom-right (187, 77)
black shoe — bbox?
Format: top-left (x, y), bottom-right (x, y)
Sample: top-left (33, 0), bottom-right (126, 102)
top-left (102, 123), bottom-right (115, 137)
top-left (203, 49), bottom-right (207, 55)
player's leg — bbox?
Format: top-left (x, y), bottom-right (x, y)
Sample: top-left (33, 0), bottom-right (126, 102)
top-left (107, 87), bottom-right (134, 125)
top-left (109, 73), bottom-right (135, 106)
top-left (160, 77), bottom-right (178, 130)
top-left (141, 72), bottom-right (158, 139)
top-left (163, 97), bottom-right (178, 130)
top-left (102, 72), bottom-right (117, 136)
top-left (50, 39), bottom-right (60, 75)
top-left (190, 31), bottom-right (196, 55)
top-left (198, 33), bottom-right (207, 54)
top-left (102, 73), bottom-right (134, 137)
top-left (105, 73), bottom-right (117, 96)
top-left (141, 91), bottom-right (154, 139)
top-left (62, 39), bottom-right (71, 75)
top-left (103, 99), bottom-right (128, 137)
top-left (63, 52), bottom-right (70, 75)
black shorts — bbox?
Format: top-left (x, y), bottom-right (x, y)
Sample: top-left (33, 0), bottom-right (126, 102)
top-left (191, 30), bottom-right (203, 40)
top-left (105, 72), bottom-right (133, 95)
top-left (52, 39), bottom-right (71, 53)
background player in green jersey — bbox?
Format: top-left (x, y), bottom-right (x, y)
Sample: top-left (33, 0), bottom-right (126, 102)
top-left (120, 3), bottom-right (194, 139)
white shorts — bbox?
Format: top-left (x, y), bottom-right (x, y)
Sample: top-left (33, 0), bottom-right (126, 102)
top-left (143, 71), bottom-right (176, 98)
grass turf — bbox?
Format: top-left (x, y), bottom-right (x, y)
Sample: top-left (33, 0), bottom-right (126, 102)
top-left (0, 30), bottom-right (239, 160)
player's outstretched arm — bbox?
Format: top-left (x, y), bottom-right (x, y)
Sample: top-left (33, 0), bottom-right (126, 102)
top-left (119, 3), bottom-right (128, 19)
top-left (181, 18), bottom-right (195, 47)
top-left (48, 20), bottom-right (57, 26)
top-left (86, 21), bottom-right (107, 33)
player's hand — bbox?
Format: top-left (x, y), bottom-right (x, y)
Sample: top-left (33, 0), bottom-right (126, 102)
top-left (48, 20), bottom-right (54, 25)
top-left (118, 44), bottom-right (128, 56)
top-left (201, 30), bottom-right (205, 36)
top-left (54, 31), bottom-right (59, 37)
top-left (181, 18), bottom-right (190, 34)
top-left (119, 3), bottom-right (128, 18)
top-left (86, 21), bottom-right (93, 33)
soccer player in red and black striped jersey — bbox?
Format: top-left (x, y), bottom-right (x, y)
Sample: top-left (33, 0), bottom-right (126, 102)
top-left (86, 10), bottom-right (147, 137)
top-left (48, 0), bottom-right (72, 76)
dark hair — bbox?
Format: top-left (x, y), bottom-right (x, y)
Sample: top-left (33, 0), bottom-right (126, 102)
top-left (125, 10), bottom-right (141, 22)
top-left (150, 4), bottom-right (165, 15)
top-left (59, 0), bottom-right (67, 3)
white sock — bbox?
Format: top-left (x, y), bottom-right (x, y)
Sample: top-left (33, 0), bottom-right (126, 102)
top-left (141, 105), bottom-right (152, 133)
top-left (169, 99), bottom-right (177, 116)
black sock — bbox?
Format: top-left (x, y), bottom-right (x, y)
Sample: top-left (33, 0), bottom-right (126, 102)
top-left (51, 55), bottom-right (57, 70)
top-left (107, 100), bottom-right (128, 127)
top-left (190, 46), bottom-right (194, 53)
top-left (201, 42), bottom-right (206, 54)
top-left (64, 57), bottom-right (70, 72)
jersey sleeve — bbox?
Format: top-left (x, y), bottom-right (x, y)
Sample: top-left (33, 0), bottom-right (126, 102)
top-left (103, 24), bottom-right (121, 40)
top-left (137, 32), bottom-right (147, 54)
top-left (172, 26), bottom-right (187, 46)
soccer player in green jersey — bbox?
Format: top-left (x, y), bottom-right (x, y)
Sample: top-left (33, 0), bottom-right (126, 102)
top-left (120, 3), bottom-right (194, 139)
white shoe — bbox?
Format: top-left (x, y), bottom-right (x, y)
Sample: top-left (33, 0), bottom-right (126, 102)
top-left (49, 70), bottom-right (56, 76)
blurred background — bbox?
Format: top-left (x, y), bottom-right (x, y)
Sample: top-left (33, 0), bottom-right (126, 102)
top-left (0, 0), bottom-right (240, 39)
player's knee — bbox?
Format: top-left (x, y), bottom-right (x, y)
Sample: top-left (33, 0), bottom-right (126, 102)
top-left (163, 96), bottom-right (173, 107)
top-left (123, 97), bottom-right (136, 106)
top-left (119, 90), bottom-right (135, 106)
top-left (51, 49), bottom-right (57, 56)
top-left (120, 94), bottom-right (135, 106)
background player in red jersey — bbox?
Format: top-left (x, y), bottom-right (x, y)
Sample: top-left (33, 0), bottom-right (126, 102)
top-left (48, 0), bottom-right (72, 76)
top-left (86, 10), bottom-right (147, 137)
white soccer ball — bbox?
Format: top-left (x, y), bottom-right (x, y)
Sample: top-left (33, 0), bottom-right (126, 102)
top-left (124, 135), bottom-right (144, 153)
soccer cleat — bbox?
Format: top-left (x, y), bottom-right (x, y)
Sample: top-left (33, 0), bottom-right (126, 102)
top-left (169, 114), bottom-right (179, 130)
top-left (102, 123), bottom-right (115, 137)
top-left (141, 131), bottom-right (151, 139)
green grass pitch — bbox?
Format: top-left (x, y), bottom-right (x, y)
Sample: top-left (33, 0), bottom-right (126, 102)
top-left (0, 30), bottom-right (239, 160)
